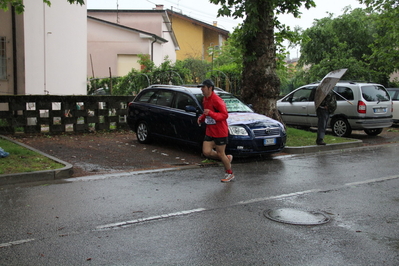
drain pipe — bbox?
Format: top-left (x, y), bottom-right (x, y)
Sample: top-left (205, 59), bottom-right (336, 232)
top-left (11, 6), bottom-right (17, 95)
top-left (151, 38), bottom-right (157, 62)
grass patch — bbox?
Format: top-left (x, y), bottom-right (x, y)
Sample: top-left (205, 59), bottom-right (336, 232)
top-left (0, 138), bottom-right (64, 175)
top-left (286, 127), bottom-right (357, 146)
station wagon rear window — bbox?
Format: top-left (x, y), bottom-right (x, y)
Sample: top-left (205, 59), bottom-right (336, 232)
top-left (136, 90), bottom-right (174, 107)
top-left (136, 90), bottom-right (156, 103)
top-left (361, 85), bottom-right (390, 102)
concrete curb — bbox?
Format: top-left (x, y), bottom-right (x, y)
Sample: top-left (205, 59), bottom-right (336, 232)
top-left (0, 136), bottom-right (363, 186)
top-left (283, 139), bottom-right (363, 154)
top-left (0, 135), bottom-right (73, 186)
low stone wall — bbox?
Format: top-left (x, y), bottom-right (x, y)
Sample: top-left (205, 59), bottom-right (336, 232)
top-left (0, 95), bottom-right (135, 134)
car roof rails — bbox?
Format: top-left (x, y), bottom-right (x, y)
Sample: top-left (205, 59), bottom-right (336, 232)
top-left (339, 80), bottom-right (375, 84)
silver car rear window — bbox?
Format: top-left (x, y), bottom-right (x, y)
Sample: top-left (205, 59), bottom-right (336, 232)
top-left (361, 85), bottom-right (390, 102)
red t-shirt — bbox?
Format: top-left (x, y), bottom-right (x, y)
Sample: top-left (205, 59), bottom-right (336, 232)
top-left (198, 91), bottom-right (229, 138)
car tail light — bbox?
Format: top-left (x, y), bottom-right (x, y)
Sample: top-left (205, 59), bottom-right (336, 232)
top-left (392, 101), bottom-right (394, 113)
top-left (357, 101), bottom-right (366, 113)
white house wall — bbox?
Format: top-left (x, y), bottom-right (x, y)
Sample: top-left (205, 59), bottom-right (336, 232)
top-left (0, 9), bottom-right (14, 95)
top-left (23, 1), bottom-right (87, 95)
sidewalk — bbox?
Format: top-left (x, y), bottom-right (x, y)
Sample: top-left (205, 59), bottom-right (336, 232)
top-left (0, 134), bottom-right (363, 186)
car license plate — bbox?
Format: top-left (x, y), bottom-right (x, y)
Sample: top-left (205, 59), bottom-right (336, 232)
top-left (373, 107), bottom-right (386, 113)
top-left (264, 138), bottom-right (276, 146)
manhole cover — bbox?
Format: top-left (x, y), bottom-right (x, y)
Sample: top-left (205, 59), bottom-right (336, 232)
top-left (264, 208), bottom-right (331, 225)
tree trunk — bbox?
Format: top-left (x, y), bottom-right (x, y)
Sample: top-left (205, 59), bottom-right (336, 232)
top-left (240, 0), bottom-right (282, 122)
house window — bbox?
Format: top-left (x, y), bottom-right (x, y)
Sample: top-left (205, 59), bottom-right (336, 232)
top-left (0, 37), bottom-right (6, 80)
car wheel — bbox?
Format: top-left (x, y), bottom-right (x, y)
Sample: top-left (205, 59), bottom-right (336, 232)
top-left (136, 121), bottom-right (152, 144)
top-left (364, 128), bottom-right (383, 136)
top-left (332, 117), bottom-right (352, 137)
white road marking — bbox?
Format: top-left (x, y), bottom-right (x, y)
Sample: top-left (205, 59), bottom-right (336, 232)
top-left (95, 208), bottom-right (206, 230)
top-left (0, 238), bottom-right (35, 248)
top-left (344, 175), bottom-right (399, 186)
top-left (236, 189), bottom-right (325, 205)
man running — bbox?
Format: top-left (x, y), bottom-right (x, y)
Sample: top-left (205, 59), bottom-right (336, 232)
top-left (197, 79), bottom-right (234, 182)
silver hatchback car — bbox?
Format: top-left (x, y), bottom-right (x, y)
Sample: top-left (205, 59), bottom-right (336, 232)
top-left (386, 88), bottom-right (399, 123)
top-left (277, 81), bottom-right (393, 137)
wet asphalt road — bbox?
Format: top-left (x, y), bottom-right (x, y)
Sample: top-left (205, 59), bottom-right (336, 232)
top-left (0, 141), bottom-right (399, 265)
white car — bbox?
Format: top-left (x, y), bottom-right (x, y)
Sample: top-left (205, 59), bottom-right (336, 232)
top-left (387, 88), bottom-right (399, 123)
top-left (277, 81), bottom-right (393, 137)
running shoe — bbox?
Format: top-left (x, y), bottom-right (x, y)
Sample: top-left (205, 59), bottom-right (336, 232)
top-left (221, 173), bottom-right (235, 183)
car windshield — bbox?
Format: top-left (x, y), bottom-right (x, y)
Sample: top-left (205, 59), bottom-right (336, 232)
top-left (220, 94), bottom-right (254, 112)
top-left (195, 92), bottom-right (253, 113)
top-left (361, 85), bottom-right (390, 102)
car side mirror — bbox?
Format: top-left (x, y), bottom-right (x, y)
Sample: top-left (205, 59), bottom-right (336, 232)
top-left (185, 105), bottom-right (197, 113)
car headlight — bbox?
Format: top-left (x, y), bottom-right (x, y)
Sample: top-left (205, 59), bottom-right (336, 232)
top-left (228, 126), bottom-right (248, 136)
top-left (279, 124), bottom-right (286, 134)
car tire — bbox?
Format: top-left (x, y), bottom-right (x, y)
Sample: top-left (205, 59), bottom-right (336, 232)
top-left (332, 117), bottom-right (352, 137)
top-left (364, 128), bottom-right (383, 136)
top-left (136, 121), bottom-right (152, 144)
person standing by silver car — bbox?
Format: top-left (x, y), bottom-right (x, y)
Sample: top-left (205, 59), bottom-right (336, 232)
top-left (316, 90), bottom-right (337, 145)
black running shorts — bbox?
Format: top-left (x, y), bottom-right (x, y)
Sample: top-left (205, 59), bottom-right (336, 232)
top-left (204, 135), bottom-right (228, 145)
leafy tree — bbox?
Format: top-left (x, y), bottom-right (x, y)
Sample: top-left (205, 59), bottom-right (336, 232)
top-left (212, 63), bottom-right (242, 95)
top-left (137, 54), bottom-right (155, 73)
top-left (208, 27), bottom-right (243, 95)
top-left (87, 77), bottom-right (118, 95)
top-left (278, 61), bottom-right (302, 95)
top-left (211, 27), bottom-right (243, 70)
top-left (0, 0), bottom-right (84, 13)
top-left (210, 0), bottom-right (315, 121)
top-left (299, 8), bottom-right (393, 86)
top-left (111, 69), bottom-right (145, 96)
top-left (174, 58), bottom-right (211, 84)
top-left (153, 56), bottom-right (185, 85)
top-left (359, 0), bottom-right (398, 10)
top-left (111, 56), bottom-right (209, 95)
top-left (359, 0), bottom-right (399, 81)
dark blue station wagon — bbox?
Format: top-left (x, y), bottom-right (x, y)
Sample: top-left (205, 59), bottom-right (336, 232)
top-left (127, 85), bottom-right (286, 157)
